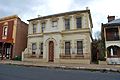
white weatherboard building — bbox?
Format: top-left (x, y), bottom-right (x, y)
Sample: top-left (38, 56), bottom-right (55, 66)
top-left (23, 9), bottom-right (93, 64)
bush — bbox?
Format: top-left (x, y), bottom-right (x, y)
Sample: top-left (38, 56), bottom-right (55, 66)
top-left (13, 56), bottom-right (21, 61)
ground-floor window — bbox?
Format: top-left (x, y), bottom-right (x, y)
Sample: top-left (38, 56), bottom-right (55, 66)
top-left (65, 41), bottom-right (71, 55)
top-left (40, 43), bottom-right (43, 55)
top-left (0, 43), bottom-right (13, 59)
top-left (32, 43), bottom-right (37, 55)
top-left (77, 41), bottom-right (83, 55)
top-left (107, 45), bottom-right (120, 57)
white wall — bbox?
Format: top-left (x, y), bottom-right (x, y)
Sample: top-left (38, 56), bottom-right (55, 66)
top-left (26, 11), bottom-right (92, 62)
top-left (106, 41), bottom-right (120, 48)
top-left (28, 13), bottom-right (91, 34)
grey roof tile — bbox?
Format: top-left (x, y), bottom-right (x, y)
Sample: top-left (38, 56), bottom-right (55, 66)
top-left (107, 18), bottom-right (120, 24)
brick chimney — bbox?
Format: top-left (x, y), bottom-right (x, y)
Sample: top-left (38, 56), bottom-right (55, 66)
top-left (107, 15), bottom-right (115, 22)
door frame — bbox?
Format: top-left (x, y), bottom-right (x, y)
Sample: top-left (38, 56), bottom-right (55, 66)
top-left (48, 41), bottom-right (54, 62)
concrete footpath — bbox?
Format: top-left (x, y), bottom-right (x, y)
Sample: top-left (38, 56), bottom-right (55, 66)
top-left (0, 60), bottom-right (120, 73)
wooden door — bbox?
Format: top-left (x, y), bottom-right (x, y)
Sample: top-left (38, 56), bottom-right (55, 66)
top-left (49, 41), bottom-right (54, 62)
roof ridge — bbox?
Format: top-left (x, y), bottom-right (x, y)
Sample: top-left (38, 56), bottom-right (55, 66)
top-left (107, 18), bottom-right (120, 24)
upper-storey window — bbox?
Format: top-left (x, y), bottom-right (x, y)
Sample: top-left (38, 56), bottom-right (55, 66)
top-left (106, 28), bottom-right (119, 41)
top-left (65, 19), bottom-right (70, 30)
top-left (76, 17), bottom-right (82, 28)
top-left (33, 24), bottom-right (37, 34)
top-left (3, 26), bottom-right (8, 36)
top-left (41, 22), bottom-right (45, 33)
top-left (52, 21), bottom-right (57, 27)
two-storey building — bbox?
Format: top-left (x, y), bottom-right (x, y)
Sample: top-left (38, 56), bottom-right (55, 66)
top-left (0, 15), bottom-right (28, 60)
top-left (102, 16), bottom-right (120, 64)
top-left (23, 9), bottom-right (93, 64)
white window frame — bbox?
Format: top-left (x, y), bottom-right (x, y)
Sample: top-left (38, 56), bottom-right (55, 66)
top-left (64, 41), bottom-right (71, 55)
top-left (33, 24), bottom-right (37, 34)
top-left (76, 17), bottom-right (82, 28)
top-left (52, 21), bottom-right (57, 27)
top-left (39, 42), bottom-right (43, 55)
top-left (41, 23), bottom-right (45, 33)
top-left (3, 26), bottom-right (8, 36)
top-left (76, 41), bottom-right (83, 55)
top-left (32, 43), bottom-right (37, 54)
top-left (64, 19), bottom-right (70, 30)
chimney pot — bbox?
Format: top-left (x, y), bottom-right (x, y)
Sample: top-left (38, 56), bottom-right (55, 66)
top-left (107, 15), bottom-right (115, 22)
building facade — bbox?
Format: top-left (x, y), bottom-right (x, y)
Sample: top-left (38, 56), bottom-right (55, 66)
top-left (0, 15), bottom-right (28, 60)
top-left (102, 16), bottom-right (120, 64)
top-left (23, 9), bottom-right (93, 64)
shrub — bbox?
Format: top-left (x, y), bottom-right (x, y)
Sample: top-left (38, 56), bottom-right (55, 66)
top-left (13, 56), bottom-right (21, 61)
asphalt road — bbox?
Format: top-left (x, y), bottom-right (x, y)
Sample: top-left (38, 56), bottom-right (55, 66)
top-left (0, 64), bottom-right (119, 80)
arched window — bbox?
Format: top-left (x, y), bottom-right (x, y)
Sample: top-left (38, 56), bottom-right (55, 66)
top-left (3, 26), bottom-right (8, 36)
top-left (107, 45), bottom-right (120, 57)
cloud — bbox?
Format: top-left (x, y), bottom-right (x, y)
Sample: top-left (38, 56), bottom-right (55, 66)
top-left (0, 0), bottom-right (45, 21)
top-left (46, 0), bottom-right (74, 13)
top-left (0, 0), bottom-right (120, 38)
top-left (86, 0), bottom-right (120, 36)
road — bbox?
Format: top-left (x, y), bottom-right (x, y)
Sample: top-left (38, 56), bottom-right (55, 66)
top-left (0, 64), bottom-right (119, 80)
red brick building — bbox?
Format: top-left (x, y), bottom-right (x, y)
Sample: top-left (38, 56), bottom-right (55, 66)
top-left (0, 15), bottom-right (28, 60)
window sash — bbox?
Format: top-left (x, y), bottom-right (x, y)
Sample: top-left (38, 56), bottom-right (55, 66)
top-left (40, 43), bottom-right (43, 54)
top-left (76, 17), bottom-right (82, 28)
top-left (77, 41), bottom-right (83, 54)
top-left (65, 19), bottom-right (70, 30)
top-left (32, 43), bottom-right (37, 51)
top-left (109, 47), bottom-right (118, 56)
top-left (3, 26), bottom-right (8, 36)
top-left (33, 24), bottom-right (37, 33)
top-left (41, 23), bottom-right (45, 32)
top-left (52, 21), bottom-right (57, 27)
top-left (65, 42), bottom-right (70, 55)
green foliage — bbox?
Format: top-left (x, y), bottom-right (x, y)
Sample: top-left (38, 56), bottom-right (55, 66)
top-left (97, 39), bottom-right (106, 61)
top-left (13, 56), bottom-right (21, 61)
top-left (93, 31), bottom-right (106, 61)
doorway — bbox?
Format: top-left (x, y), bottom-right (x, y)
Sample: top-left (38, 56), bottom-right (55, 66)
top-left (49, 41), bottom-right (54, 62)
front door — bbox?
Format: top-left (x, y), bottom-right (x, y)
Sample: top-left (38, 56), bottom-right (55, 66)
top-left (4, 43), bottom-right (12, 59)
top-left (49, 41), bottom-right (54, 62)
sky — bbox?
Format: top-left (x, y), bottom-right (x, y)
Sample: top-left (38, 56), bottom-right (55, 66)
top-left (0, 0), bottom-right (120, 37)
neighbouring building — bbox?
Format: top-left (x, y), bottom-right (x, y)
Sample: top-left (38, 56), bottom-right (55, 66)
top-left (0, 15), bottom-right (28, 60)
top-left (23, 9), bottom-right (93, 64)
top-left (101, 15), bottom-right (120, 64)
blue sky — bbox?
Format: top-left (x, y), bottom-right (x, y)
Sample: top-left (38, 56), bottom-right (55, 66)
top-left (0, 0), bottom-right (120, 37)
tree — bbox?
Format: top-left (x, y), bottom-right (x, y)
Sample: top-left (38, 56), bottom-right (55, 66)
top-left (93, 31), bottom-right (106, 61)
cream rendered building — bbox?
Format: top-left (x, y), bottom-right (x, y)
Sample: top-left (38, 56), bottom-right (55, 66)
top-left (23, 9), bottom-right (93, 64)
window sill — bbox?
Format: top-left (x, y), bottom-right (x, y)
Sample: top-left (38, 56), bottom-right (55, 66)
top-left (60, 54), bottom-right (84, 59)
top-left (2, 36), bottom-right (7, 39)
top-left (74, 55), bottom-right (84, 59)
top-left (60, 54), bottom-right (71, 59)
top-left (108, 55), bottom-right (120, 58)
top-left (39, 55), bottom-right (43, 58)
top-left (29, 54), bottom-right (36, 58)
